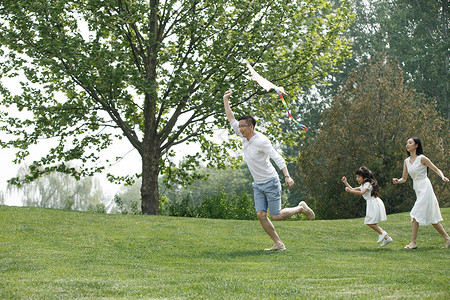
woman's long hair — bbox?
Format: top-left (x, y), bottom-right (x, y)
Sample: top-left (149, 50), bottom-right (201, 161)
top-left (407, 137), bottom-right (424, 156)
top-left (407, 137), bottom-right (428, 174)
top-left (356, 166), bottom-right (379, 197)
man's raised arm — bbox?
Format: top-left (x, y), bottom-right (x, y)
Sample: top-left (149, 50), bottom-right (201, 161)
top-left (223, 90), bottom-right (235, 122)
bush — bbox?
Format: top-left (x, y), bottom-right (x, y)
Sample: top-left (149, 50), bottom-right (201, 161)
top-left (166, 188), bottom-right (256, 220)
top-left (166, 194), bottom-right (196, 218)
top-left (114, 195), bottom-right (128, 214)
top-left (130, 200), bottom-right (141, 215)
top-left (94, 203), bottom-right (106, 214)
top-left (63, 197), bottom-right (74, 211)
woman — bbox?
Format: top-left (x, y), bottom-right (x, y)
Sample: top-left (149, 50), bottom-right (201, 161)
top-left (393, 137), bottom-right (449, 249)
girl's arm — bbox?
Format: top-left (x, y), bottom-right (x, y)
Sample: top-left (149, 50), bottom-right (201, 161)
top-left (342, 176), bottom-right (365, 195)
top-left (345, 186), bottom-right (366, 196)
top-left (393, 160), bottom-right (408, 184)
top-left (341, 176), bottom-right (352, 188)
top-left (421, 156), bottom-right (449, 183)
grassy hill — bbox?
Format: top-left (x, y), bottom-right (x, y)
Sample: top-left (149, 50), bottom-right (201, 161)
top-left (0, 206), bottom-right (449, 299)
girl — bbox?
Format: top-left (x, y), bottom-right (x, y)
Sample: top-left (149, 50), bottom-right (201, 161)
top-left (342, 166), bottom-right (392, 247)
top-left (393, 137), bottom-right (449, 249)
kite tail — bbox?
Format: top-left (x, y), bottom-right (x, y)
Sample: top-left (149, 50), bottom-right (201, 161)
top-left (275, 90), bottom-right (307, 131)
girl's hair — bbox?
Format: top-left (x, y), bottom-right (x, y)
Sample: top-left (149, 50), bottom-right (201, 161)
top-left (407, 137), bottom-right (424, 156)
top-left (355, 166), bottom-right (379, 197)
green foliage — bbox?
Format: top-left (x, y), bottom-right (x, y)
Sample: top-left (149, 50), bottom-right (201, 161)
top-left (110, 180), bottom-right (142, 214)
top-left (63, 197), bottom-right (74, 211)
top-left (166, 194), bottom-right (195, 218)
top-left (93, 203), bottom-right (106, 214)
top-left (197, 190), bottom-right (255, 220)
top-left (112, 194), bottom-right (141, 215)
top-left (158, 194), bottom-right (169, 215)
top-left (327, 0), bottom-right (449, 119)
top-left (116, 164), bottom-right (255, 219)
top-left (0, 0), bottom-right (354, 214)
top-left (167, 188), bottom-right (256, 220)
top-left (171, 163), bottom-right (253, 205)
top-left (130, 199), bottom-right (140, 215)
top-left (374, 0), bottom-right (449, 119)
top-left (1, 205), bottom-right (449, 298)
top-left (113, 195), bottom-right (128, 214)
top-left (298, 54), bottom-right (449, 219)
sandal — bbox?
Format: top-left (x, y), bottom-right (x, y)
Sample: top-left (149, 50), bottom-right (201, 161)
top-left (264, 243), bottom-right (286, 251)
top-left (404, 243), bottom-right (418, 250)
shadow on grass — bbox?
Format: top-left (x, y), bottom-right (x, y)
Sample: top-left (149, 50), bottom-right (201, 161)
top-left (338, 245), bottom-right (444, 253)
top-left (184, 249), bottom-right (291, 261)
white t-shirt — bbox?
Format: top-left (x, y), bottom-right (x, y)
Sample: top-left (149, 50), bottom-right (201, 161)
top-left (230, 119), bottom-right (286, 184)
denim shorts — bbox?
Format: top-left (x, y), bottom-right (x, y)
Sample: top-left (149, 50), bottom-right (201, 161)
top-left (252, 177), bottom-right (282, 215)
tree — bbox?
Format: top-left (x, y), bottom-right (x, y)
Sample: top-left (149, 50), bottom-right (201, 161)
top-left (7, 164), bottom-right (105, 210)
top-left (325, 0), bottom-right (449, 119)
top-left (298, 54), bottom-right (449, 219)
top-left (377, 0), bottom-right (449, 119)
top-left (0, 0), bottom-right (353, 214)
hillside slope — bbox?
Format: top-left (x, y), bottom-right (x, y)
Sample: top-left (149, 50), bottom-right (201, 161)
top-left (1, 206), bottom-right (449, 299)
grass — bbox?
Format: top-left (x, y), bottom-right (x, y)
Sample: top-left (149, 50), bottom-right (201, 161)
top-left (0, 206), bottom-right (449, 299)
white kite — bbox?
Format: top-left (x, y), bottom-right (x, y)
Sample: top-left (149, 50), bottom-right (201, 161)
top-left (246, 62), bottom-right (307, 131)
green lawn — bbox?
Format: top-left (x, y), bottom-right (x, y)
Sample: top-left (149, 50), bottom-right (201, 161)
top-left (0, 206), bottom-right (449, 299)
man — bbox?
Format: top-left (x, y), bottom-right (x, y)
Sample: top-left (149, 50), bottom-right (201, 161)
top-left (223, 90), bottom-right (315, 251)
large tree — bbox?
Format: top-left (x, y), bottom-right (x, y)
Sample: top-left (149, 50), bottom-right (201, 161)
top-left (0, 0), bottom-right (353, 214)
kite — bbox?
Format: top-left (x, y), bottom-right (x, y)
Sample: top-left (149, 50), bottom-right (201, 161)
top-left (246, 63), bottom-right (307, 132)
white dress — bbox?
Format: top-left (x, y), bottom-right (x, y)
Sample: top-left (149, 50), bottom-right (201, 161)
top-left (406, 155), bottom-right (443, 225)
top-left (361, 182), bottom-right (387, 224)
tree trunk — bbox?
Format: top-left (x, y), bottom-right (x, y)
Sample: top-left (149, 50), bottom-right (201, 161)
top-left (139, 0), bottom-right (160, 215)
top-left (141, 142), bottom-right (160, 215)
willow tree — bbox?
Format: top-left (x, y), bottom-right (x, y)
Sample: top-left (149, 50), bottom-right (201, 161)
top-left (0, 0), bottom-right (353, 214)
top-left (7, 164), bottom-right (105, 211)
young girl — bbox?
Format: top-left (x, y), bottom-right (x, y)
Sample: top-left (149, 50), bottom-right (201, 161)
top-left (342, 166), bottom-right (393, 247)
top-left (393, 137), bottom-right (450, 249)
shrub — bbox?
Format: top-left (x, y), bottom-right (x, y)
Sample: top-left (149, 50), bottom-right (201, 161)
top-left (94, 203), bottom-right (106, 214)
top-left (166, 194), bottom-right (196, 218)
top-left (166, 189), bottom-right (256, 220)
top-left (114, 195), bottom-right (128, 214)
